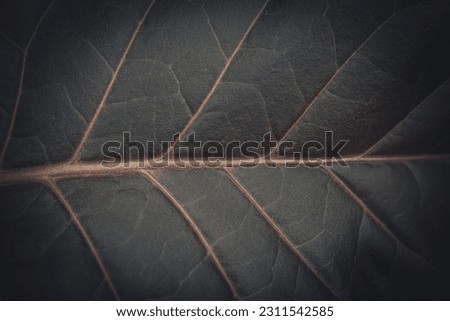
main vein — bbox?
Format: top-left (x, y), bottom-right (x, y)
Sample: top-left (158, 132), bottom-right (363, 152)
top-left (0, 154), bottom-right (448, 185)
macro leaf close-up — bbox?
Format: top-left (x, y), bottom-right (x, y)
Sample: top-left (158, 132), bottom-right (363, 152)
top-left (1, 0), bottom-right (450, 301)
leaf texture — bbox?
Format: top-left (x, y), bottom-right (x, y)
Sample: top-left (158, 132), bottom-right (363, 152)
top-left (0, 0), bottom-right (450, 300)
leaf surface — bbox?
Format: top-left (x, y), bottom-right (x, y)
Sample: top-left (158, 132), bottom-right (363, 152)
top-left (0, 0), bottom-right (450, 300)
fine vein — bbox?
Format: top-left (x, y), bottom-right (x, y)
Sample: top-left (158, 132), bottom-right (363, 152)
top-left (0, 0), bottom-right (55, 167)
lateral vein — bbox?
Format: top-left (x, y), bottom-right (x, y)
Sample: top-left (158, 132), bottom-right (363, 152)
top-left (165, 0), bottom-right (271, 157)
top-left (272, 4), bottom-right (419, 155)
top-left (223, 167), bottom-right (342, 299)
top-left (70, 0), bottom-right (156, 163)
top-left (44, 178), bottom-right (120, 300)
top-left (140, 170), bottom-right (240, 300)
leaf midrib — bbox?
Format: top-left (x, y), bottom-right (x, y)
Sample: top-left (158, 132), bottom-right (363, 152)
top-left (0, 154), bottom-right (448, 185)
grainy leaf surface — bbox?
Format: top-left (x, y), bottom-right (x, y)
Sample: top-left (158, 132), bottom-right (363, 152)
top-left (0, 0), bottom-right (450, 300)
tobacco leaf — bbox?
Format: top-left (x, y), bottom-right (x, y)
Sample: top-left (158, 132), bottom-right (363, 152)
top-left (0, 0), bottom-right (450, 300)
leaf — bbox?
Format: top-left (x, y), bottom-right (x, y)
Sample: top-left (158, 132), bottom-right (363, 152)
top-left (0, 0), bottom-right (449, 300)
